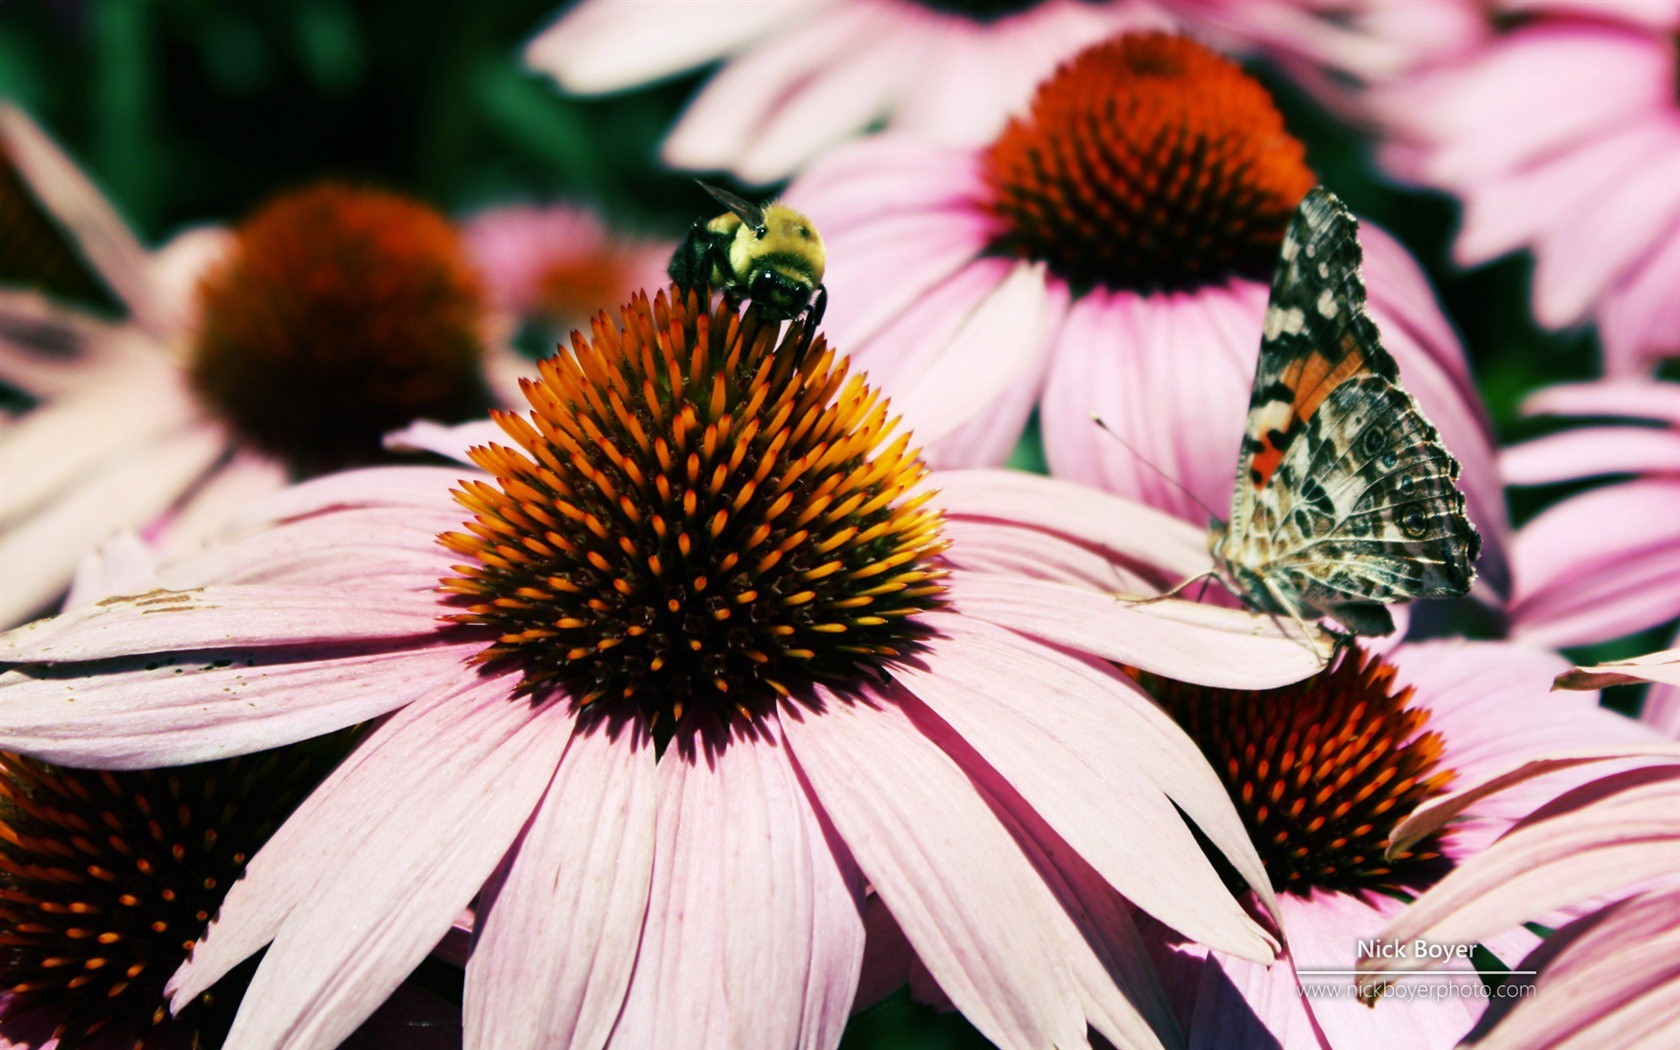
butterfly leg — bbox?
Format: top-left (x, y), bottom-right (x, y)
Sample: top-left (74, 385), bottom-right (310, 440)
top-left (1118, 568), bottom-right (1221, 605)
top-left (1259, 579), bottom-right (1336, 664)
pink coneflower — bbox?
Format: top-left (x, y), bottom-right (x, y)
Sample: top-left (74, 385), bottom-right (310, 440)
top-left (523, 0), bottom-right (1167, 184)
top-left (462, 202), bottom-right (669, 332)
top-left (1355, 665), bottom-right (1680, 1050)
top-left (1501, 378), bottom-right (1680, 653)
top-left (785, 31), bottom-right (1510, 595)
top-left (1369, 2), bottom-right (1680, 374)
top-left (1137, 641), bottom-right (1662, 1048)
top-left (0, 105), bottom-right (512, 628)
top-left (0, 289), bottom-right (1326, 1047)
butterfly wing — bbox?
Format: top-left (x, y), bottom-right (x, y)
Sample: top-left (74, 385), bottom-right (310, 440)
top-left (1217, 187), bottom-right (1479, 633)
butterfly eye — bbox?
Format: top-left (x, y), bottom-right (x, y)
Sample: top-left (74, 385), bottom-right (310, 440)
top-left (1362, 428), bottom-right (1387, 456)
top-left (1401, 508), bottom-right (1427, 536)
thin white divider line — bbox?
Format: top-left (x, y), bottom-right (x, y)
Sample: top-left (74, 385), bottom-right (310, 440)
top-left (1296, 970), bottom-right (1538, 976)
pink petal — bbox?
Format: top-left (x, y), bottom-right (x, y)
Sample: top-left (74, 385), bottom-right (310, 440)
top-left (1390, 745), bottom-right (1680, 854)
top-left (177, 671), bottom-right (572, 1050)
top-left (833, 254), bottom-right (1008, 394)
top-left (1, 365), bottom-right (198, 527)
top-left (1280, 891), bottom-right (1483, 1048)
top-left (0, 290), bottom-right (131, 395)
top-left (2, 584), bottom-right (445, 662)
top-left (0, 104), bottom-right (165, 332)
top-left (466, 723), bottom-right (659, 1049)
top-left (785, 136), bottom-right (991, 229)
top-left (1041, 284), bottom-right (1260, 526)
top-left (779, 683), bottom-right (1087, 1047)
top-left (1456, 123), bottom-right (1669, 282)
top-left (232, 465), bottom-right (471, 526)
top-left (1598, 226), bottom-right (1680, 373)
top-left (900, 610), bottom-right (1277, 959)
top-left (853, 896), bottom-right (913, 1014)
top-left (609, 720), bottom-right (865, 1048)
top-left (657, 4), bottom-right (890, 178)
top-left (383, 419), bottom-right (501, 465)
top-left (932, 468), bottom-right (1213, 583)
top-left (1509, 480), bottom-right (1680, 647)
top-left (523, 0), bottom-right (807, 95)
top-left (989, 799), bottom-right (1180, 1048)
top-left (888, 261), bottom-right (1049, 448)
top-left (1503, 428), bottom-right (1680, 486)
top-left (0, 420), bottom-right (227, 626)
top-left (1559, 647), bottom-right (1680, 691)
top-left (946, 571), bottom-right (1326, 689)
top-left (155, 450), bottom-right (290, 558)
top-left (1369, 765), bottom-right (1680, 983)
top-left (63, 532), bottom-right (158, 608)
top-left (731, 32), bottom-right (917, 184)
top-left (1523, 379), bottom-right (1680, 427)
top-left (1533, 130), bottom-right (1680, 326)
top-left (1465, 887), bottom-right (1680, 1048)
top-left (936, 516), bottom-right (1157, 593)
top-left (0, 637), bottom-right (486, 769)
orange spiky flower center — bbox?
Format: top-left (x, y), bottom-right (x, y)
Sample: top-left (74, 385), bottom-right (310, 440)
top-left (0, 746), bottom-right (340, 1048)
top-left (440, 287), bottom-right (948, 729)
top-left (188, 183), bottom-right (493, 476)
top-left (981, 31), bottom-right (1317, 294)
top-left (1136, 647), bottom-right (1455, 897)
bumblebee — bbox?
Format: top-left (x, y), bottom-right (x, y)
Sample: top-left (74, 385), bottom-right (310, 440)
top-left (668, 182), bottom-right (827, 324)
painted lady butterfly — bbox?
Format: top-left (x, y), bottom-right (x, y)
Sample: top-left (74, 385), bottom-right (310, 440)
top-left (1208, 186), bottom-right (1480, 639)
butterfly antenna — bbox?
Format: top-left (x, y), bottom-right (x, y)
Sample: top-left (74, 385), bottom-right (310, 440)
top-left (1090, 414), bottom-right (1223, 522)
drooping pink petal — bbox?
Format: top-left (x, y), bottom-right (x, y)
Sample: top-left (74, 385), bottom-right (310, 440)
top-left (1462, 887), bottom-right (1680, 1049)
top-left (0, 104), bottom-right (166, 332)
top-left (523, 0), bottom-right (807, 95)
top-left (0, 637), bottom-right (486, 769)
top-left (466, 722), bottom-right (659, 1050)
top-left (1558, 648), bottom-right (1680, 691)
top-left (1, 584), bottom-right (445, 662)
top-left (177, 671), bottom-right (572, 1050)
top-left (900, 610), bottom-right (1277, 959)
top-left (829, 254), bottom-right (1008, 396)
top-left (1386, 640), bottom-right (1660, 795)
top-left (780, 682), bottom-right (1087, 1047)
top-left (1280, 890), bottom-right (1483, 1049)
top-left (1599, 226), bottom-right (1680, 373)
top-left (946, 571), bottom-right (1326, 688)
top-left (1368, 764), bottom-right (1680, 986)
top-left (609, 720), bottom-right (866, 1048)
top-left (984, 794), bottom-right (1180, 1048)
top-left (1508, 480), bottom-right (1680, 647)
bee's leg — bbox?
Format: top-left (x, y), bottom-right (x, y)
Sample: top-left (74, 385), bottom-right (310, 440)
top-left (808, 285), bottom-right (828, 326)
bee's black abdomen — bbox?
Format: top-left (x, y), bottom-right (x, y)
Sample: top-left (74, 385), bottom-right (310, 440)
top-left (668, 224), bottom-right (725, 291)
